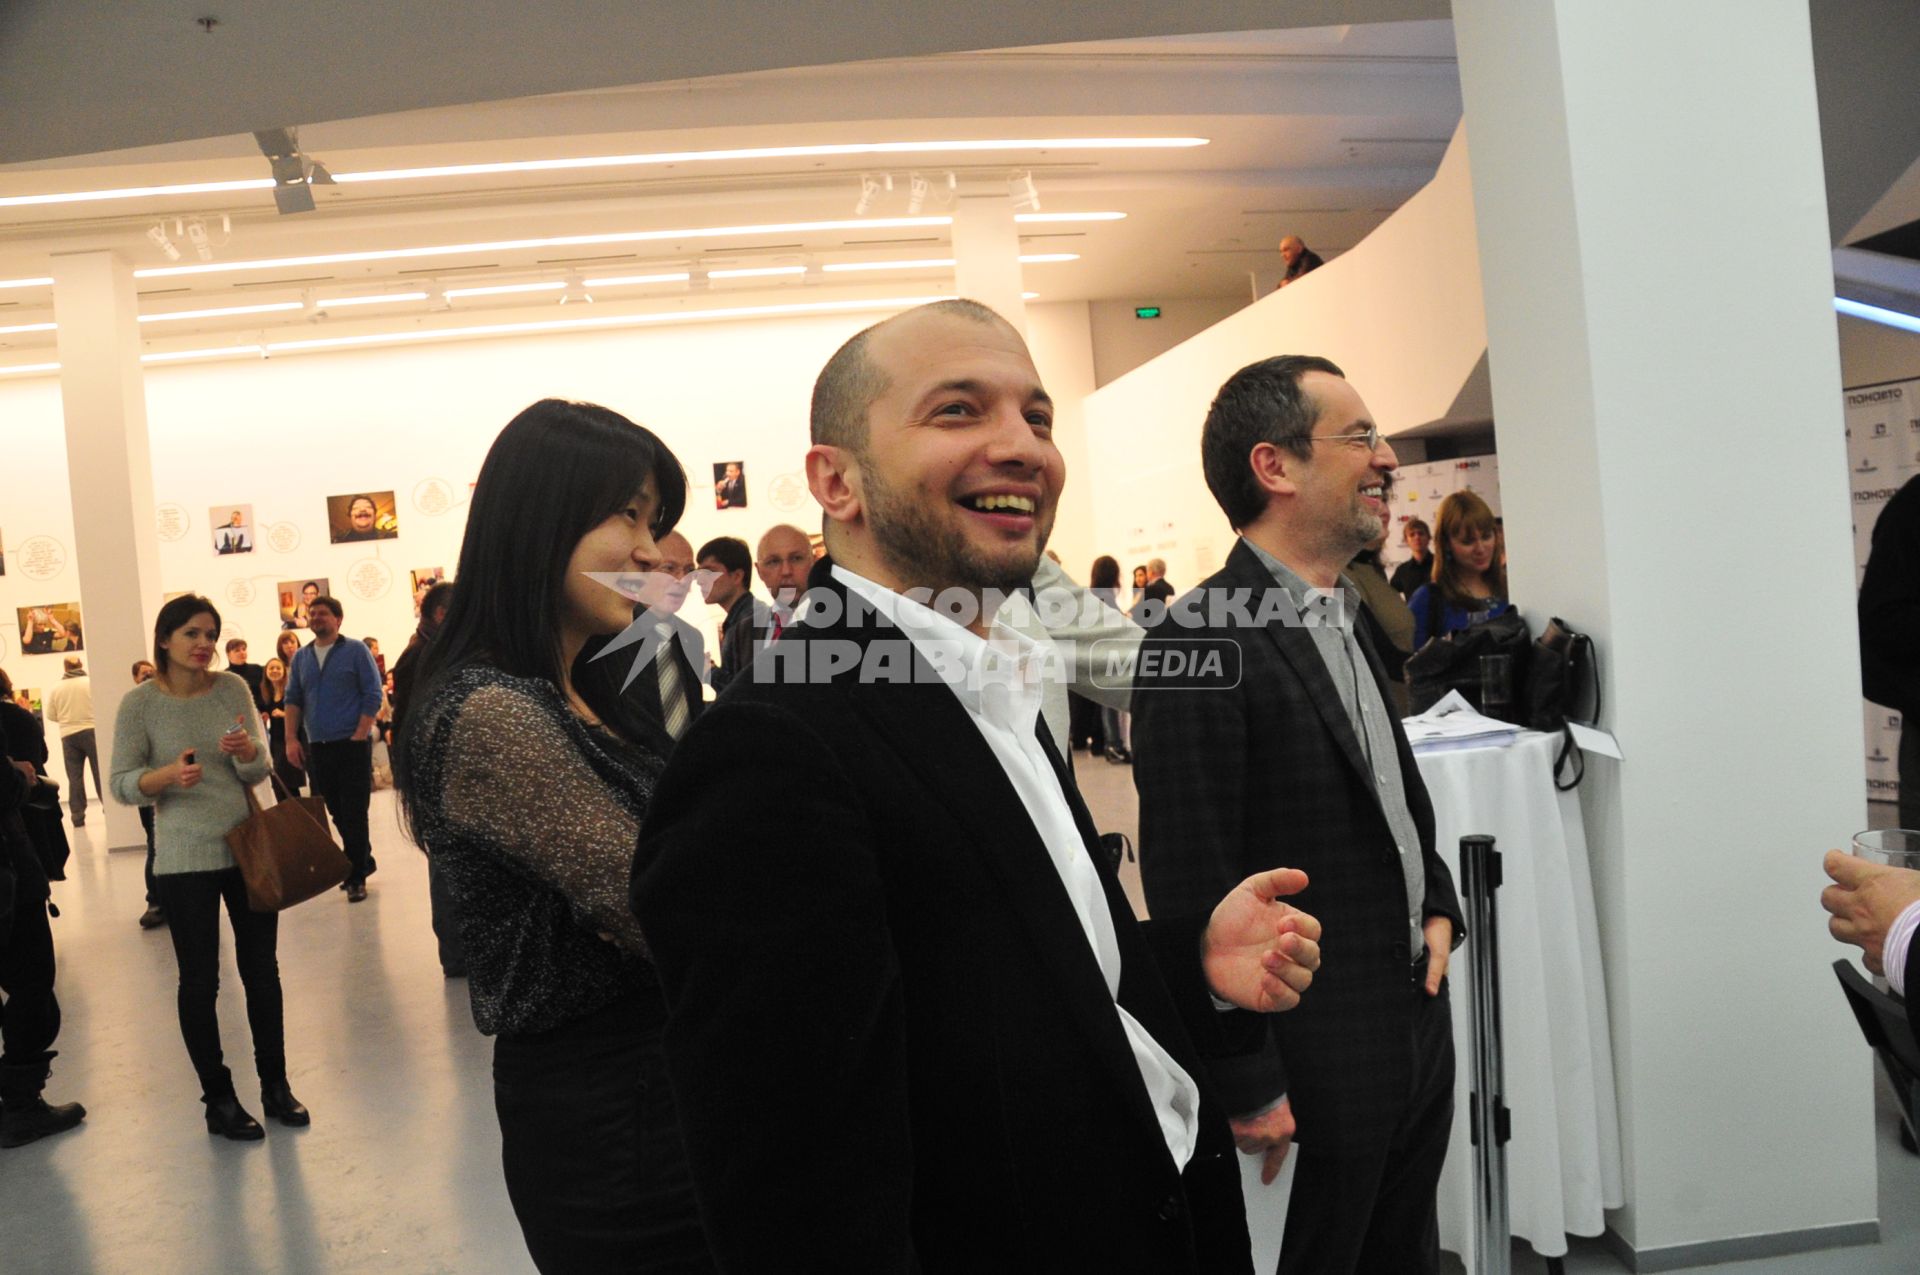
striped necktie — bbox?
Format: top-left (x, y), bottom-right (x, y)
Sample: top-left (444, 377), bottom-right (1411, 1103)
top-left (653, 623), bottom-right (691, 740)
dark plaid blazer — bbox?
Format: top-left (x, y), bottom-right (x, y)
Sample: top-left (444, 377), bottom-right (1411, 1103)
top-left (1133, 537), bottom-right (1464, 1152)
top-left (632, 559), bottom-right (1257, 1274)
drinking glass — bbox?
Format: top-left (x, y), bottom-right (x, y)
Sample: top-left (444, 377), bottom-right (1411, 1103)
top-left (1852, 829), bottom-right (1920, 869)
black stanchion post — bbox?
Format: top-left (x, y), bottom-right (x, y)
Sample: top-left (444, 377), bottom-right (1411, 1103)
top-left (1461, 833), bottom-right (1511, 1275)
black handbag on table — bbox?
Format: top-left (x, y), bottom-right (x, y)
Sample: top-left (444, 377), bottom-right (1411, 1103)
top-left (1405, 609), bottom-right (1533, 722)
top-left (1526, 617), bottom-right (1600, 790)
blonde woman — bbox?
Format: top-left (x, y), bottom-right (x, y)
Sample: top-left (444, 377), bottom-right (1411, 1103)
top-left (257, 656), bottom-right (303, 798)
top-left (1408, 490), bottom-right (1513, 648)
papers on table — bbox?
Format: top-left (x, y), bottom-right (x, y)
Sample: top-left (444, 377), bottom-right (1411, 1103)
top-left (1403, 690), bottom-right (1520, 754)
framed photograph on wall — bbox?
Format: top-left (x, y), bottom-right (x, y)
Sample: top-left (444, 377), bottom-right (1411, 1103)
top-left (18, 602), bottom-right (83, 653)
top-left (278, 579), bottom-right (330, 630)
top-left (0, 527), bottom-right (7, 576)
top-left (327, 491), bottom-right (400, 543)
top-left (211, 504), bottom-right (254, 554)
top-left (714, 461), bottom-right (748, 510)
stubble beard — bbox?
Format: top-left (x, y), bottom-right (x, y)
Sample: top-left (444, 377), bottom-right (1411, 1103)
top-left (862, 462), bottom-right (1048, 596)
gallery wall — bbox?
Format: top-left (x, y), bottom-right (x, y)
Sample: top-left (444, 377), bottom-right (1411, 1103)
top-left (0, 300), bottom-right (1099, 694)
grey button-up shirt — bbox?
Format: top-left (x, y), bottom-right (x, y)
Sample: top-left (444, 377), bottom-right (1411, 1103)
top-left (1246, 538), bottom-right (1427, 958)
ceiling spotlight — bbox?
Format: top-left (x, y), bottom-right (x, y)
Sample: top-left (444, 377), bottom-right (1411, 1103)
top-left (1010, 172), bottom-right (1041, 213)
top-left (560, 278), bottom-right (594, 306)
top-left (253, 126), bottom-right (330, 215)
top-left (185, 217), bottom-right (213, 261)
top-left (854, 173), bottom-right (882, 216)
top-left (907, 173), bottom-right (930, 216)
top-left (146, 223), bottom-right (182, 261)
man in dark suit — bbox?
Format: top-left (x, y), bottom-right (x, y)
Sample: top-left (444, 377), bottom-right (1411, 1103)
top-left (694, 535), bottom-right (761, 694)
top-left (600, 530), bottom-right (705, 744)
top-left (1144, 556), bottom-right (1176, 607)
top-left (1133, 354), bottom-right (1465, 1275)
top-left (631, 299), bottom-right (1323, 1272)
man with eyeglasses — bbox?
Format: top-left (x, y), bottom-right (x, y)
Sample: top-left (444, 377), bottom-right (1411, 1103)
top-left (755, 524), bottom-right (814, 644)
top-left (1133, 355), bottom-right (1464, 1275)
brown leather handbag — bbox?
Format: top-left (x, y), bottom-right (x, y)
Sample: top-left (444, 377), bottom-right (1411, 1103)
top-left (225, 782), bottom-right (349, 912)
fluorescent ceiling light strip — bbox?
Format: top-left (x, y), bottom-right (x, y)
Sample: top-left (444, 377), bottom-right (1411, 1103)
top-left (1835, 296), bottom-right (1920, 335)
top-left (132, 217), bottom-right (952, 280)
top-left (315, 291), bottom-right (429, 308)
top-left (139, 301), bottom-right (304, 323)
top-left (330, 138), bottom-right (1207, 185)
top-left (0, 140), bottom-right (1204, 209)
top-left (267, 294), bottom-right (955, 353)
top-left (0, 361), bottom-right (59, 375)
top-left (0, 277), bottom-right (54, 291)
top-left (1014, 211), bottom-right (1125, 223)
top-left (582, 272), bottom-right (691, 287)
top-left (142, 345), bottom-right (263, 364)
top-left (823, 253), bottom-right (1078, 274)
top-left (0, 321), bottom-right (56, 335)
top-left (709, 266), bottom-right (806, 279)
top-left (444, 281), bottom-right (566, 299)
top-left (0, 178), bottom-right (274, 210)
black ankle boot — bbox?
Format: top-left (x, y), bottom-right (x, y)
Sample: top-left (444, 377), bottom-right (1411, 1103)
top-left (260, 1082), bottom-right (310, 1127)
top-left (0, 1052), bottom-right (86, 1149)
top-left (205, 1096), bottom-right (265, 1141)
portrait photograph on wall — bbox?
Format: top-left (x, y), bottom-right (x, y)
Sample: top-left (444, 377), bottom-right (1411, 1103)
top-left (713, 461), bottom-right (748, 509)
top-left (327, 491), bottom-right (400, 543)
top-left (278, 578), bottom-right (330, 630)
top-left (410, 566), bottom-right (446, 616)
top-left (0, 527), bottom-right (6, 575)
top-left (18, 602), bottom-right (83, 653)
top-left (12, 687), bottom-right (39, 715)
top-left (210, 504), bottom-right (254, 555)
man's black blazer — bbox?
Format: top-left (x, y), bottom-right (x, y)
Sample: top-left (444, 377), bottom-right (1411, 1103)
top-left (575, 613), bottom-right (706, 749)
top-left (631, 559), bottom-right (1258, 1273)
top-left (1133, 538), bottom-right (1464, 1152)
top-left (709, 591), bottom-right (763, 695)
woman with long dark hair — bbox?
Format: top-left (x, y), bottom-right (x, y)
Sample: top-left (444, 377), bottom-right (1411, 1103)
top-left (1409, 490), bottom-right (1513, 647)
top-left (394, 398), bottom-right (709, 1273)
top-left (256, 656), bottom-right (302, 798)
top-left (109, 594), bottom-right (302, 1140)
top-left (1088, 556), bottom-right (1133, 763)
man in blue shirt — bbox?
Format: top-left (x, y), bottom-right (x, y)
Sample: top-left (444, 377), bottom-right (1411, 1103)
top-left (284, 595), bottom-right (384, 901)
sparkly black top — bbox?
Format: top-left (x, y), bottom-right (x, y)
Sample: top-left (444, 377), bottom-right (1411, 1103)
top-left (406, 663), bottom-right (666, 1037)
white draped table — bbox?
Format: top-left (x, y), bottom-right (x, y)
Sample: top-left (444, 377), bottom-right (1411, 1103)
top-left (1240, 730), bottom-right (1623, 1268)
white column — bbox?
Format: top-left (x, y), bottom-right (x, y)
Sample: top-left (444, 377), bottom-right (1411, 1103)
top-left (1454, 1), bottom-right (1875, 1265)
top-left (951, 193), bottom-right (1030, 336)
top-left (51, 251), bottom-right (161, 853)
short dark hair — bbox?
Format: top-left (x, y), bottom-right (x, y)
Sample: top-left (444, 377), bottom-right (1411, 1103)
top-left (0, 668), bottom-right (11, 697)
top-left (308, 595), bottom-right (344, 621)
top-left (696, 536), bottom-right (752, 586)
top-left (153, 594), bottom-right (221, 673)
top-left (224, 638), bottom-right (247, 655)
top-left (419, 580), bottom-right (455, 620)
top-left (1200, 354), bottom-right (1346, 529)
top-left (810, 299), bottom-right (1015, 452)
top-left (1405, 517), bottom-right (1431, 537)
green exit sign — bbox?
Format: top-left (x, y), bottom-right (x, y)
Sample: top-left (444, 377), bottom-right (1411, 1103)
top-left (1134, 306), bottom-right (1162, 319)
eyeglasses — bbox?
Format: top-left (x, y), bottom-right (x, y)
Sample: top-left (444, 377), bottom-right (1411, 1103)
top-left (1310, 422), bottom-right (1382, 451)
top-left (759, 552), bottom-right (812, 572)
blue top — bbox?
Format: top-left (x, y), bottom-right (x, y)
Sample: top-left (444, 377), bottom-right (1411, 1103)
top-left (285, 635), bottom-right (383, 742)
top-left (1408, 584), bottom-right (1513, 649)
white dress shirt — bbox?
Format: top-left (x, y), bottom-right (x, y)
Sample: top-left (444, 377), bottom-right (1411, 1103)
top-left (830, 565), bottom-right (1203, 1168)
top-left (1887, 900), bottom-right (1920, 994)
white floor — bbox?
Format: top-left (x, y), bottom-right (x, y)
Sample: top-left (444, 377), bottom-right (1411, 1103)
top-left (0, 779), bottom-right (1912, 1274)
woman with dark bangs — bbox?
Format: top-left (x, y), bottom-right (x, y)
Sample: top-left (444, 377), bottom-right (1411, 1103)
top-left (394, 399), bottom-right (711, 1272)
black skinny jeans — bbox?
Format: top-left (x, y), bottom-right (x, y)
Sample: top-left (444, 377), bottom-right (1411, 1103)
top-left (493, 997), bottom-right (713, 1274)
top-left (152, 867), bottom-right (286, 1101)
top-left (0, 885), bottom-right (59, 1065)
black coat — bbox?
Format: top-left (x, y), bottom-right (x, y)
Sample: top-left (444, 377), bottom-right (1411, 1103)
top-left (631, 559), bottom-right (1258, 1273)
top-left (0, 701), bottom-right (66, 882)
top-left (709, 591), bottom-right (762, 695)
top-left (1861, 474), bottom-right (1920, 717)
top-left (1133, 538), bottom-right (1464, 1150)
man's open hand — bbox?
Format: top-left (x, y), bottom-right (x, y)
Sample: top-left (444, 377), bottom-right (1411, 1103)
top-left (1203, 867), bottom-right (1321, 1013)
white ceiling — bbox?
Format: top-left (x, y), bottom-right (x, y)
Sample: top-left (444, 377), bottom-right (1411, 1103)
top-left (0, 23), bottom-right (1466, 366)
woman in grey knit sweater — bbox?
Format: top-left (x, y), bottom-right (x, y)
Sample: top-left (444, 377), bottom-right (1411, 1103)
top-left (110, 594), bottom-right (307, 1141)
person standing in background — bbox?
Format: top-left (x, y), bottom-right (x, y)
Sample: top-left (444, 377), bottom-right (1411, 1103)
top-left (1275, 235), bottom-right (1324, 290)
top-left (1389, 518), bottom-right (1434, 600)
top-left (695, 537), bottom-right (758, 695)
top-left (110, 594), bottom-right (303, 1140)
top-left (223, 639), bottom-right (264, 704)
top-left (1348, 521), bottom-right (1417, 717)
top-left (284, 597), bottom-right (383, 902)
top-left (43, 658), bottom-right (99, 828)
top-left (754, 525), bottom-right (813, 642)
top-left (1088, 555), bottom-right (1134, 763)
top-left (130, 661), bottom-right (166, 929)
top-left (1142, 557), bottom-right (1175, 607)
top-left (1407, 491), bottom-right (1512, 649)
top-left (1861, 474), bottom-right (1920, 828)
top-left (389, 580), bottom-right (464, 979)
top-left (0, 667), bottom-right (67, 890)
